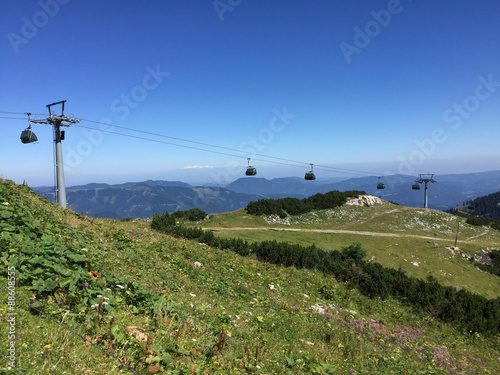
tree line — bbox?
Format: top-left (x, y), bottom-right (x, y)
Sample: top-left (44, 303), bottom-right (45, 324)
top-left (246, 190), bottom-right (365, 217)
top-left (466, 216), bottom-right (500, 231)
top-left (448, 191), bottom-right (500, 221)
top-left (151, 211), bottom-right (500, 336)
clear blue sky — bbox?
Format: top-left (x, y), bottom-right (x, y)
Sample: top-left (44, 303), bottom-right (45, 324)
top-left (1, 0), bottom-right (499, 186)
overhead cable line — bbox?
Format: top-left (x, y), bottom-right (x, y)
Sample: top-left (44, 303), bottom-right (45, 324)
top-left (4, 109), bottom-right (394, 177)
top-left (72, 123), bottom-right (324, 170)
top-left (74, 122), bottom-right (377, 176)
top-left (0, 111), bottom-right (47, 117)
top-left (76, 118), bottom-right (378, 176)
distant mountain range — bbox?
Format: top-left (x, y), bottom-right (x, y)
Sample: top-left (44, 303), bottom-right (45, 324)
top-left (33, 171), bottom-right (500, 219)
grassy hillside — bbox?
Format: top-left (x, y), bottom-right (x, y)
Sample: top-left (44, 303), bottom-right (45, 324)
top-left (1, 180), bottom-right (499, 374)
top-left (187, 197), bottom-right (500, 300)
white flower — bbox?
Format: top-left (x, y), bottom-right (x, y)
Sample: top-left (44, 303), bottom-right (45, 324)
top-left (189, 293), bottom-right (196, 297)
top-left (269, 284), bottom-right (275, 290)
top-left (116, 285), bottom-right (125, 289)
top-left (303, 294), bottom-right (309, 298)
top-left (193, 261), bottom-right (202, 267)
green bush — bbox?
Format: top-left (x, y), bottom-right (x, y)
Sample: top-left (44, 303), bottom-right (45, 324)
top-left (466, 216), bottom-right (493, 226)
top-left (151, 211), bottom-right (175, 231)
top-left (172, 208), bottom-right (207, 221)
top-left (246, 190), bottom-right (365, 217)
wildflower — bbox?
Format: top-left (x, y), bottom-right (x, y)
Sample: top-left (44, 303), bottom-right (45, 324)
top-left (45, 344), bottom-right (51, 349)
top-left (190, 293), bottom-right (196, 297)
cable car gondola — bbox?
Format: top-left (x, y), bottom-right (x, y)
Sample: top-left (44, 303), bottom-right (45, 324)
top-left (377, 177), bottom-right (385, 189)
top-left (305, 163), bottom-right (316, 180)
top-left (20, 113), bottom-right (38, 144)
top-left (412, 183), bottom-right (420, 190)
top-left (245, 158), bottom-right (257, 176)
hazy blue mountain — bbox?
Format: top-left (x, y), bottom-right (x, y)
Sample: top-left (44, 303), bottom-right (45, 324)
top-left (225, 177), bottom-right (317, 198)
top-left (224, 171), bottom-right (500, 210)
top-left (33, 171), bottom-right (500, 218)
top-left (68, 183), bottom-right (112, 189)
top-left (68, 179), bottom-right (192, 190)
top-left (35, 183), bottom-right (266, 219)
top-left (110, 180), bottom-right (192, 188)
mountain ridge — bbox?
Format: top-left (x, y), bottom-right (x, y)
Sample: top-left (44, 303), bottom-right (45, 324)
top-left (32, 170), bottom-right (500, 219)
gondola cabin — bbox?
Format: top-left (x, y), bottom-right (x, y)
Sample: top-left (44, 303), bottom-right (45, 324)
top-left (412, 184), bottom-right (420, 190)
top-left (20, 128), bottom-right (38, 144)
top-left (377, 183), bottom-right (385, 189)
top-left (246, 166), bottom-right (257, 176)
top-left (245, 158), bottom-right (257, 176)
top-left (305, 164), bottom-right (316, 180)
top-left (305, 172), bottom-right (316, 180)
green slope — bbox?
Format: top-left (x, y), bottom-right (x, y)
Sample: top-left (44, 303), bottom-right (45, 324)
top-left (1, 181), bottom-right (499, 374)
top-left (188, 198), bottom-right (500, 299)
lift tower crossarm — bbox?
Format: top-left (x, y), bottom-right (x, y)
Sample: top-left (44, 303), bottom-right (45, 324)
top-left (31, 115), bottom-right (81, 127)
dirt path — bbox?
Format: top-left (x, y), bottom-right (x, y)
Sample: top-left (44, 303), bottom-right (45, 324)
top-left (210, 226), bottom-right (447, 241)
top-left (464, 229), bottom-right (490, 242)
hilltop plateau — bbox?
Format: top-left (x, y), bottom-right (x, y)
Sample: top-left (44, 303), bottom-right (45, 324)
top-left (187, 195), bottom-right (500, 299)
